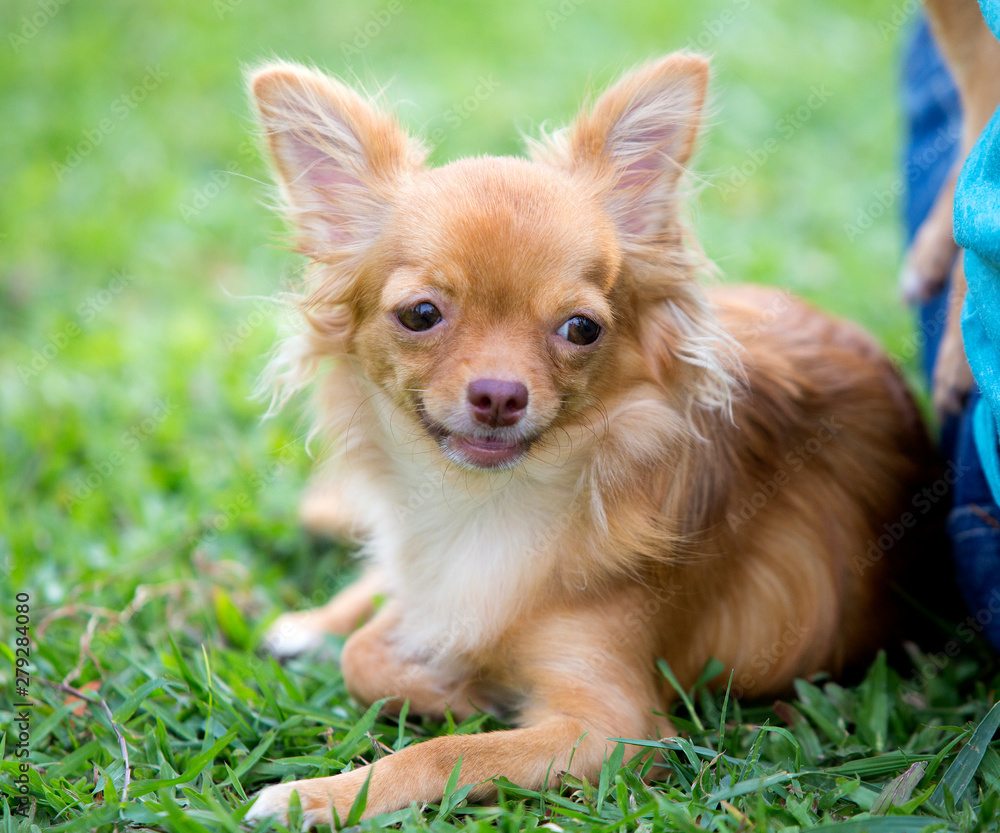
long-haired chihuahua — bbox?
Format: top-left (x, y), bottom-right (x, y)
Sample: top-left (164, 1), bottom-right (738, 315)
top-left (244, 53), bottom-right (934, 826)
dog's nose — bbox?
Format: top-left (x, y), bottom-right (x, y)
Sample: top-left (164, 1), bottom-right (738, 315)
top-left (467, 379), bottom-right (528, 427)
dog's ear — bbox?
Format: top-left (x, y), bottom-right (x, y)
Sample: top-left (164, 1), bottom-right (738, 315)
top-left (249, 62), bottom-right (424, 259)
top-left (535, 54), bottom-right (708, 247)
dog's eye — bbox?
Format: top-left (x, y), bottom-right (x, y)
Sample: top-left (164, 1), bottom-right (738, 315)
top-left (557, 315), bottom-right (601, 346)
top-left (397, 302), bottom-right (442, 332)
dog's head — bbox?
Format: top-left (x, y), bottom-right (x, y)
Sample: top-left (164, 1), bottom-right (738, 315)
top-left (251, 55), bottom-right (734, 472)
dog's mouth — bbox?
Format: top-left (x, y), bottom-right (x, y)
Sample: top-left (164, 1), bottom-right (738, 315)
top-left (417, 405), bottom-right (531, 470)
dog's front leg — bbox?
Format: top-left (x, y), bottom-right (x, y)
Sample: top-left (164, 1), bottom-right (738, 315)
top-left (246, 716), bottom-right (598, 827)
top-left (338, 605), bottom-right (486, 721)
top-left (246, 710), bottom-right (658, 827)
top-left (246, 632), bottom-right (667, 827)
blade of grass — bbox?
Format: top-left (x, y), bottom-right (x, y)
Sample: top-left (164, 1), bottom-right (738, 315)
top-left (436, 757), bottom-right (475, 819)
top-left (718, 671), bottom-right (734, 747)
top-left (331, 697), bottom-right (390, 759)
top-left (738, 722), bottom-right (769, 781)
top-left (395, 699), bottom-right (410, 751)
top-left (112, 677), bottom-right (173, 723)
top-left (344, 766), bottom-right (373, 827)
top-left (128, 728), bottom-right (239, 798)
top-left (858, 651), bottom-right (890, 753)
top-left (871, 761), bottom-right (927, 815)
top-left (809, 817), bottom-right (956, 832)
top-left (657, 658), bottom-right (704, 733)
top-left (930, 700), bottom-right (1000, 809)
top-left (597, 742), bottom-right (625, 812)
top-left (793, 679), bottom-right (848, 744)
top-left (613, 737), bottom-right (745, 768)
top-left (708, 771), bottom-right (795, 805)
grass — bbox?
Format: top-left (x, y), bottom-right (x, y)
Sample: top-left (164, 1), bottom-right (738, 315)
top-left (1, 0), bottom-right (999, 829)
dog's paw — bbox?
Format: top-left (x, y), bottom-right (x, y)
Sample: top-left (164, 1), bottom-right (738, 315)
top-left (245, 782), bottom-right (331, 829)
top-left (246, 774), bottom-right (365, 829)
top-left (245, 782), bottom-right (298, 827)
top-left (260, 612), bottom-right (324, 660)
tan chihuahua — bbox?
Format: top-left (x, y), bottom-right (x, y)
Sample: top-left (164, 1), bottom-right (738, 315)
top-left (245, 53), bottom-right (934, 826)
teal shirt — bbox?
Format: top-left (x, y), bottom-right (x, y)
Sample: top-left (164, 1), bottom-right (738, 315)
top-left (957, 0), bottom-right (1000, 503)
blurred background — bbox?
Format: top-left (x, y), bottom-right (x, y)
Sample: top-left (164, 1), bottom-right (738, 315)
top-left (1, 0), bottom-right (919, 611)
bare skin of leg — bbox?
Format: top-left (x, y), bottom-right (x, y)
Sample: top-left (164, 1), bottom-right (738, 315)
top-left (933, 251), bottom-right (975, 417)
top-left (899, 167), bottom-right (958, 304)
top-left (262, 566), bottom-right (384, 658)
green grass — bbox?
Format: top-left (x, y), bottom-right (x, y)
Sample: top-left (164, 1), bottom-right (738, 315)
top-left (2, 0), bottom-right (999, 830)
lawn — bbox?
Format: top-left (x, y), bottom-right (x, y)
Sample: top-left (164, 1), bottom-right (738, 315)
top-left (2, 0), bottom-right (999, 830)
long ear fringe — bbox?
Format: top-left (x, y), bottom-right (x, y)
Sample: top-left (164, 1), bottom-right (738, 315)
top-left (529, 55), bottom-right (740, 425)
top-left (621, 199), bottom-right (744, 432)
top-left (248, 62), bottom-right (420, 431)
top-left (666, 288), bottom-right (746, 429)
top-left (256, 295), bottom-right (354, 426)
top-left (255, 302), bottom-right (319, 421)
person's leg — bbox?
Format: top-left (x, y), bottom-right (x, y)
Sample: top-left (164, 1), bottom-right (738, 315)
top-left (901, 18), bottom-right (961, 402)
top-left (902, 17), bottom-right (1000, 649)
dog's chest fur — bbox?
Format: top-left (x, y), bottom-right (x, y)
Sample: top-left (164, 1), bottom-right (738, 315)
top-left (372, 460), bottom-right (584, 664)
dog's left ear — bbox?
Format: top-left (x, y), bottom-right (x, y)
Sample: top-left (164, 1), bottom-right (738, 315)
top-left (535, 54), bottom-right (708, 247)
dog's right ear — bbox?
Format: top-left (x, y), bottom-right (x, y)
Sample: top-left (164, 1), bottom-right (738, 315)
top-left (249, 62), bottom-right (424, 259)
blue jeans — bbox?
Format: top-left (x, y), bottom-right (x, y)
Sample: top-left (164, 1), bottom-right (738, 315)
top-left (904, 19), bottom-right (1000, 649)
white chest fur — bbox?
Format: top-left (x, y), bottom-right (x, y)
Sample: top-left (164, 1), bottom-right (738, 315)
top-left (372, 463), bottom-right (580, 663)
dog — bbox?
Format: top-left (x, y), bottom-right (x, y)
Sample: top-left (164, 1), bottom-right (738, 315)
top-left (244, 53), bottom-right (935, 826)
top-left (900, 0), bottom-right (1000, 416)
